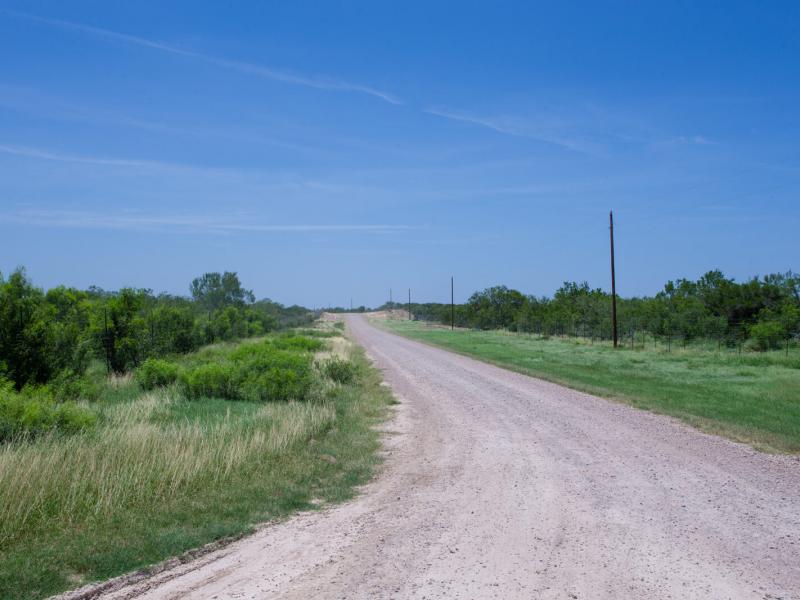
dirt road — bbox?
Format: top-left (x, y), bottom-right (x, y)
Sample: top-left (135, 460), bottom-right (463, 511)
top-left (92, 315), bottom-right (799, 599)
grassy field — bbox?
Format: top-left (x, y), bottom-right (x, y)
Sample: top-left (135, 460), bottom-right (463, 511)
top-left (379, 319), bottom-right (800, 453)
top-left (0, 328), bottom-right (393, 600)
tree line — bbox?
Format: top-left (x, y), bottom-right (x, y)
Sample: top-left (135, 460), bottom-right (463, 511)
top-left (0, 268), bottom-right (314, 390)
top-left (403, 270), bottom-right (800, 351)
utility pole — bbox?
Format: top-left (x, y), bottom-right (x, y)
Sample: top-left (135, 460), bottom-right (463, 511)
top-left (610, 211), bottom-right (618, 348)
top-left (390, 288), bottom-right (393, 311)
top-left (350, 298), bottom-right (353, 311)
top-left (408, 288), bottom-right (412, 320)
top-left (451, 276), bottom-right (455, 330)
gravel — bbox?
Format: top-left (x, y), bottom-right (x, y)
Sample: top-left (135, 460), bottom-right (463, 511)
top-left (92, 315), bottom-right (800, 599)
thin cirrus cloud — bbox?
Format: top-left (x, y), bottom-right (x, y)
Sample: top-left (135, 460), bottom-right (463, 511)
top-left (0, 143), bottom-right (176, 168)
top-left (2, 10), bottom-right (402, 106)
top-left (0, 142), bottom-right (429, 197)
top-left (0, 142), bottom-right (278, 178)
top-left (0, 209), bottom-right (419, 235)
top-left (0, 85), bottom-right (401, 161)
top-left (423, 107), bottom-right (605, 156)
top-left (3, 11), bottom-right (638, 158)
top-left (1, 11), bottom-right (714, 162)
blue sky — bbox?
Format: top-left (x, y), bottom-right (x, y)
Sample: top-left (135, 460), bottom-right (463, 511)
top-left (1, 1), bottom-right (798, 307)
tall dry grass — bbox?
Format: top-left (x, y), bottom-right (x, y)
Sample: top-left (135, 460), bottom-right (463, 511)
top-left (0, 387), bottom-right (336, 545)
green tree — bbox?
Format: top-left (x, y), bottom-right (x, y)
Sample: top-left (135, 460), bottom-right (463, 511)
top-left (190, 272), bottom-right (254, 312)
top-left (91, 289), bottom-right (149, 373)
top-left (45, 286), bottom-right (93, 374)
top-left (0, 269), bottom-right (55, 387)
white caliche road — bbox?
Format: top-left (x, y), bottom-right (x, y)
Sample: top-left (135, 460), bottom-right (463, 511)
top-left (91, 315), bottom-right (799, 600)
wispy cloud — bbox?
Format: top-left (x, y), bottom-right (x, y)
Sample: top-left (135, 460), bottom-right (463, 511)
top-left (424, 105), bottom-right (717, 158)
top-left (652, 135), bottom-right (716, 148)
top-left (2, 10), bottom-right (401, 105)
top-left (425, 108), bottom-right (528, 138)
top-left (0, 208), bottom-right (419, 235)
top-left (424, 107), bottom-right (604, 155)
top-left (0, 143), bottom-right (177, 168)
top-left (0, 142), bottom-right (431, 199)
top-left (0, 85), bottom-right (331, 156)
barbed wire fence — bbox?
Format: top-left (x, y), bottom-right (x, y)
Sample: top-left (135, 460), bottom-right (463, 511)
top-left (411, 307), bottom-right (800, 358)
top-left (514, 317), bottom-right (799, 356)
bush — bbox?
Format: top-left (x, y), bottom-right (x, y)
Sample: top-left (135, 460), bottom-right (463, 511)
top-left (0, 379), bottom-right (96, 442)
top-left (749, 321), bottom-right (786, 351)
top-left (179, 363), bottom-right (237, 400)
top-left (271, 335), bottom-right (324, 352)
top-left (49, 369), bottom-right (102, 402)
top-left (182, 340), bottom-right (316, 402)
top-left (322, 358), bottom-right (358, 385)
top-left (136, 358), bottom-right (180, 390)
top-left (294, 328), bottom-right (339, 338)
top-left (234, 344), bottom-right (314, 401)
top-left (238, 367), bottom-right (310, 402)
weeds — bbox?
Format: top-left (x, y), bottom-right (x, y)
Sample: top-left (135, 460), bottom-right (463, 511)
top-left (294, 328), bottom-right (340, 338)
top-left (135, 358), bottom-right (180, 390)
top-left (271, 334), bottom-right (325, 352)
top-left (180, 340), bottom-right (315, 402)
top-left (0, 332), bottom-right (392, 600)
top-left (0, 379), bottom-right (96, 443)
top-left (321, 357), bottom-right (359, 385)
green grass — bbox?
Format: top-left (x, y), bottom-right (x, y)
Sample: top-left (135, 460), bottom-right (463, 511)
top-left (0, 338), bottom-right (393, 600)
top-left (380, 320), bottom-right (800, 453)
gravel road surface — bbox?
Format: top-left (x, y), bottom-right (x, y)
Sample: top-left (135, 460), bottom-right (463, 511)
top-left (90, 315), bottom-right (800, 599)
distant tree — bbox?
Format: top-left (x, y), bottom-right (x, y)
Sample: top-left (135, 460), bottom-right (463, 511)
top-left (145, 305), bottom-right (199, 355)
top-left (467, 286), bottom-right (526, 330)
top-left (90, 288), bottom-right (149, 373)
top-left (414, 269), bottom-right (800, 350)
top-left (190, 272), bottom-right (254, 312)
top-left (0, 269), bottom-right (55, 387)
top-left (45, 285), bottom-right (93, 374)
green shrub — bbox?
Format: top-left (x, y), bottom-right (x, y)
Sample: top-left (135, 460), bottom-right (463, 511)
top-left (180, 363), bottom-right (237, 400)
top-left (136, 358), bottom-right (179, 390)
top-left (294, 328), bottom-right (339, 338)
top-left (271, 335), bottom-right (324, 352)
top-left (49, 369), bottom-right (102, 402)
top-left (234, 346), bottom-right (314, 401)
top-left (0, 380), bottom-right (96, 442)
top-left (178, 337), bottom-right (318, 402)
top-left (749, 321), bottom-right (786, 351)
top-left (322, 358), bottom-right (358, 385)
top-left (238, 367), bottom-right (309, 402)
top-left (184, 341), bottom-right (315, 402)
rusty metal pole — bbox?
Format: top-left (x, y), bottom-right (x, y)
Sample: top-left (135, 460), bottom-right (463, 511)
top-left (610, 211), bottom-right (618, 348)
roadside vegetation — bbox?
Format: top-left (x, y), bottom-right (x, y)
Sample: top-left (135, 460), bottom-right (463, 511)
top-left (0, 268), bottom-right (314, 393)
top-left (381, 319), bottom-right (800, 453)
top-left (0, 318), bottom-right (394, 600)
top-left (0, 267), bottom-right (318, 446)
top-left (394, 270), bottom-right (800, 352)
top-left (379, 269), bottom-right (799, 451)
